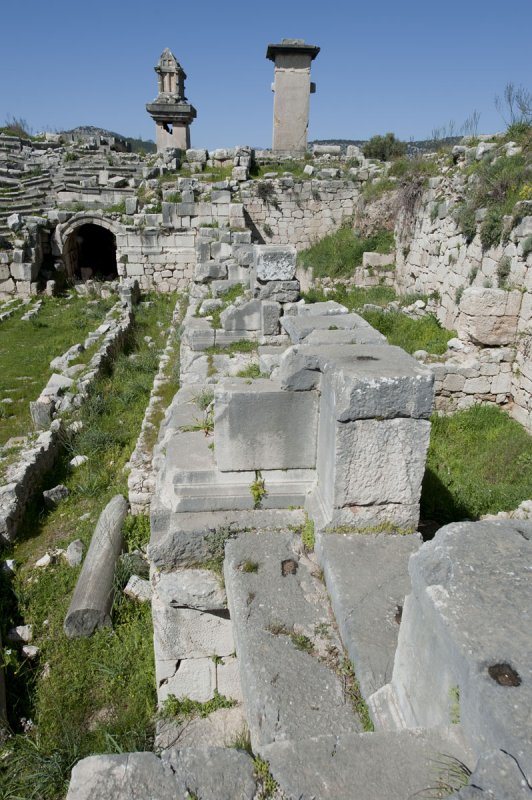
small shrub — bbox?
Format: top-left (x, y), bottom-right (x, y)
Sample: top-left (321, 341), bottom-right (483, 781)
top-left (522, 235), bottom-right (532, 259)
top-left (480, 207), bottom-right (503, 250)
top-left (363, 132), bottom-right (407, 162)
top-left (496, 255), bottom-right (512, 288)
top-left (468, 266), bottom-right (478, 285)
top-left (291, 633), bottom-right (314, 653)
top-left (302, 515), bottom-right (315, 551)
top-left (263, 223), bottom-right (273, 238)
top-left (250, 471), bottom-right (267, 509)
top-left (455, 286), bottom-right (464, 306)
top-left (236, 363), bottom-right (263, 379)
top-left (254, 756), bottom-right (278, 798)
top-left (256, 182), bottom-right (275, 202)
top-left (454, 203), bottom-right (477, 243)
top-left (64, 151), bottom-right (79, 162)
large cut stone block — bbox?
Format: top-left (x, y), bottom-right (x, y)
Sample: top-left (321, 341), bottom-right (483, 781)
top-left (221, 299), bottom-right (261, 332)
top-left (153, 603), bottom-right (234, 661)
top-left (66, 753), bottom-right (179, 800)
top-left (214, 379), bottom-right (318, 471)
top-left (254, 245), bottom-right (297, 281)
top-left (334, 418), bottom-right (431, 508)
top-left (372, 520), bottom-right (532, 793)
top-left (280, 313), bottom-right (386, 345)
top-left (458, 288), bottom-right (521, 345)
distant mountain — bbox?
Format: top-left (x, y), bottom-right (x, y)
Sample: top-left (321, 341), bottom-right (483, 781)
top-left (61, 126), bottom-right (156, 154)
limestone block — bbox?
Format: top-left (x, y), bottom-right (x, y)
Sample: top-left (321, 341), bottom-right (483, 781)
top-left (216, 655), bottom-right (243, 703)
top-left (254, 280), bottom-right (300, 303)
top-left (254, 245), bottom-right (297, 281)
top-left (161, 747), bottom-right (256, 800)
top-left (381, 520), bottom-right (532, 787)
top-left (458, 288), bottom-right (521, 345)
top-left (153, 605), bottom-right (234, 661)
top-left (362, 252), bottom-right (395, 268)
top-left (313, 144), bottom-right (342, 155)
top-left (221, 299), bottom-right (261, 332)
top-left (463, 377), bottom-right (491, 394)
top-left (261, 301), bottom-right (281, 335)
top-left (491, 372), bottom-right (512, 395)
top-left (214, 379), bottom-right (319, 471)
top-left (10, 262), bottom-right (37, 282)
top-left (186, 148), bottom-right (208, 163)
top-left (107, 175), bottom-right (127, 188)
top-left (153, 569), bottom-right (226, 612)
top-left (66, 753), bottom-right (178, 800)
top-left (194, 261), bottom-right (227, 282)
top-left (158, 657), bottom-right (216, 704)
top-left (443, 373), bottom-right (465, 392)
top-left (334, 418), bottom-right (431, 507)
top-left (281, 313), bottom-right (385, 345)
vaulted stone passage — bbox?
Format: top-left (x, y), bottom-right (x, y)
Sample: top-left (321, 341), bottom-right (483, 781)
top-left (63, 223), bottom-right (117, 282)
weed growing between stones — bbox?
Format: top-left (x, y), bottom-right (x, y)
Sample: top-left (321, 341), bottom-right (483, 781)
top-left (236, 363), bottom-right (264, 379)
top-left (160, 690), bottom-right (236, 721)
top-left (179, 408), bottom-right (214, 436)
top-left (338, 658), bottom-right (374, 732)
top-left (448, 686), bottom-right (461, 725)
top-left (422, 754), bottom-right (472, 798)
top-left (250, 471), bottom-right (267, 509)
top-left (421, 405), bottom-right (532, 525)
top-left (290, 633), bottom-right (314, 654)
top-left (229, 725), bottom-right (253, 754)
top-left (204, 527), bottom-right (238, 577)
top-left (254, 756), bottom-right (279, 799)
top-left (205, 339), bottom-right (258, 357)
top-left (0, 293), bottom-right (176, 799)
top-left (301, 515), bottom-right (315, 552)
top-left (240, 560), bottom-right (259, 573)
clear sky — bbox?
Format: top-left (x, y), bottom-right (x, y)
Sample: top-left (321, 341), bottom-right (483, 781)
top-left (1, 0), bottom-right (530, 148)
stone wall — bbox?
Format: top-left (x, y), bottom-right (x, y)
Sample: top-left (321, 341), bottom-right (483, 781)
top-left (240, 179), bottom-right (360, 249)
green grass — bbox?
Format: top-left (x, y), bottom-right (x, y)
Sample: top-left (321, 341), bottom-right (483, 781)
top-left (421, 405), bottom-right (532, 525)
top-left (360, 309), bottom-right (454, 355)
top-left (205, 339), bottom-right (258, 356)
top-left (0, 295), bottom-right (114, 446)
top-left (302, 284), bottom-right (396, 309)
top-left (251, 160), bottom-right (308, 179)
top-left (160, 690), bottom-right (235, 721)
top-left (298, 227), bottom-right (395, 280)
top-left (0, 293), bottom-right (176, 799)
top-left (301, 284), bottom-right (452, 354)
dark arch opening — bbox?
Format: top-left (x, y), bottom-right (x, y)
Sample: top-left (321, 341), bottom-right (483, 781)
top-left (64, 223), bottom-right (117, 282)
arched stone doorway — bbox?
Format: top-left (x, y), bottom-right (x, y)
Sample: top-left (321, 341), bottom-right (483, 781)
top-left (63, 223), bottom-right (118, 282)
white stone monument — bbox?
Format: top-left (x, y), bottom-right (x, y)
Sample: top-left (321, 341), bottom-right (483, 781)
top-left (266, 39), bottom-right (320, 155)
top-left (146, 48), bottom-right (197, 152)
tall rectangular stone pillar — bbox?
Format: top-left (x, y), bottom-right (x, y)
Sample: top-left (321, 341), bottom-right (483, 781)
top-left (267, 39), bottom-right (320, 155)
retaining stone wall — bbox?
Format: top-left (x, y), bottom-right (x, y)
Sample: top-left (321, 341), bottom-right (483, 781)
top-left (240, 179), bottom-right (360, 249)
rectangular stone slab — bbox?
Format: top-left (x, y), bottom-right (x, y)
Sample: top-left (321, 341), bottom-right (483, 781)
top-left (281, 313), bottom-right (385, 345)
top-left (316, 531), bottom-right (421, 699)
top-left (224, 532), bottom-right (362, 749)
top-left (214, 379), bottom-right (319, 471)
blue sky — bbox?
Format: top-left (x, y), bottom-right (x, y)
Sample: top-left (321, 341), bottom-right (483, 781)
top-left (1, 0), bottom-right (530, 148)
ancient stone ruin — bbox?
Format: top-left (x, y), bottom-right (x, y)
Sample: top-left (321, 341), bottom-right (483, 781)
top-left (1, 38), bottom-right (531, 800)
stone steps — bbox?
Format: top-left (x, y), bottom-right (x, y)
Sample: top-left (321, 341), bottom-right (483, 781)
top-left (261, 727), bottom-right (470, 800)
top-left (224, 531), bottom-right (363, 749)
top-left (315, 529), bottom-right (421, 700)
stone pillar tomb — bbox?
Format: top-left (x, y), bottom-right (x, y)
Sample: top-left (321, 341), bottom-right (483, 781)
top-left (146, 48), bottom-right (197, 152)
top-left (266, 38), bottom-right (320, 154)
